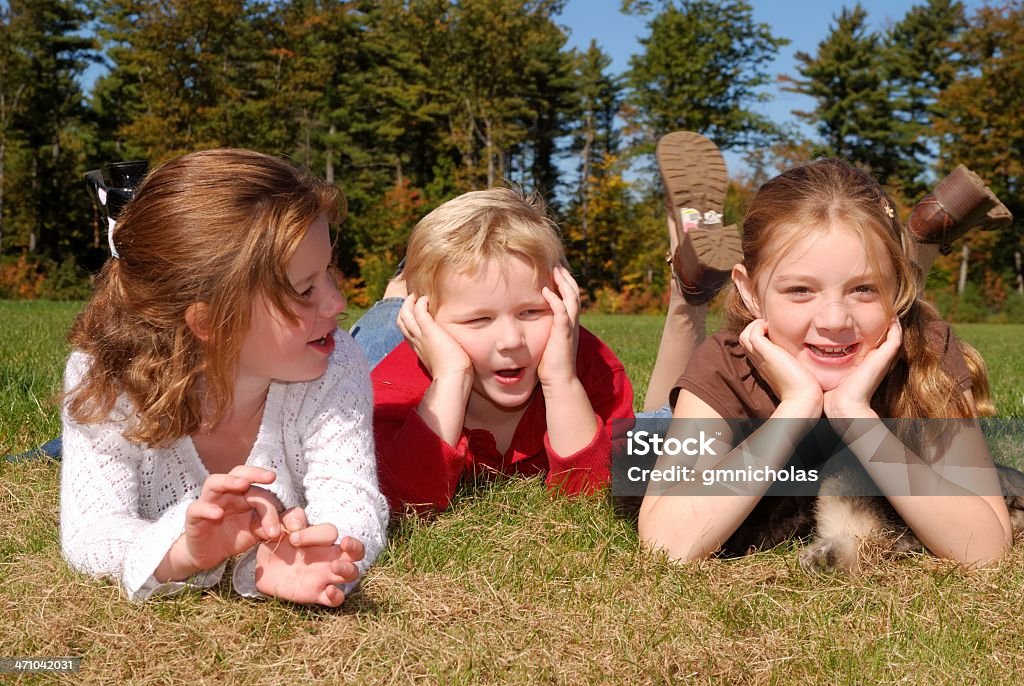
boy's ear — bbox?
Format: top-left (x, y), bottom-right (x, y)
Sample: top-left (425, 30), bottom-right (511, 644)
top-left (732, 265), bottom-right (762, 318)
top-left (185, 302), bottom-right (212, 342)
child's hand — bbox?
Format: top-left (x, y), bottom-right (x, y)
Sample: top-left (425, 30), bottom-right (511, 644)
top-left (739, 319), bottom-right (823, 415)
top-left (181, 465), bottom-right (283, 572)
top-left (537, 266), bottom-right (581, 389)
top-left (397, 294), bottom-right (473, 382)
top-left (823, 318), bottom-right (901, 419)
top-left (254, 508), bottom-right (363, 607)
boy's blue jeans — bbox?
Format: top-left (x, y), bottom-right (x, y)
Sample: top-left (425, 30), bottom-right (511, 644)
top-left (6, 298), bottom-right (407, 462)
top-left (348, 297), bottom-right (405, 371)
top-left (636, 405), bottom-right (672, 420)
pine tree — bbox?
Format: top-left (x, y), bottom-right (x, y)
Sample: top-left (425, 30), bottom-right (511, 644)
top-left (92, 0), bottom-right (265, 159)
top-left (782, 4), bottom-right (902, 182)
top-left (0, 2), bottom-right (30, 255)
top-left (518, 14), bottom-right (577, 201)
top-left (398, 0), bottom-right (573, 190)
top-left (884, 0), bottom-right (968, 196)
top-left (564, 42), bottom-right (623, 294)
top-left (2, 0), bottom-right (93, 259)
top-left (624, 0), bottom-right (787, 152)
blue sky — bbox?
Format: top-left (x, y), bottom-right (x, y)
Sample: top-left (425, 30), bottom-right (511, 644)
top-left (558, 0), bottom-right (986, 173)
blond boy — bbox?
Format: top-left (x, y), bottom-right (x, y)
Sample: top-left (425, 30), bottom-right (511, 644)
top-left (364, 188), bottom-right (634, 511)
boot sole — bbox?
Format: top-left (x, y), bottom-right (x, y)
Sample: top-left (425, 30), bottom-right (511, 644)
top-left (689, 228), bottom-right (744, 272)
top-left (656, 131), bottom-right (729, 216)
top-left (656, 132), bottom-right (742, 304)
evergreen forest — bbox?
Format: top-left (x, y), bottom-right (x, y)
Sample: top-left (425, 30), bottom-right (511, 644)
top-left (2, 0), bottom-right (1022, 320)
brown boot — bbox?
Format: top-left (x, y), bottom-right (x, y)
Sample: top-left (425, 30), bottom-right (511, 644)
top-left (908, 165), bottom-right (1013, 254)
top-left (656, 132), bottom-right (742, 305)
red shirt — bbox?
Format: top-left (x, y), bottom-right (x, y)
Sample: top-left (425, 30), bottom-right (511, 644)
top-left (371, 327), bottom-right (634, 512)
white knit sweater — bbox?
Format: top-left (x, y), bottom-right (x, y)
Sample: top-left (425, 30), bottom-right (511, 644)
top-left (59, 332), bottom-right (389, 601)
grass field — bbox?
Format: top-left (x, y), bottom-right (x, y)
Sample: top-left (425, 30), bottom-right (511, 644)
top-left (3, 300), bottom-right (1024, 684)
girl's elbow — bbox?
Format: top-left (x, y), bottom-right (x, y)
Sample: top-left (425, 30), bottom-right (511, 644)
top-left (637, 500), bottom-right (667, 551)
top-left (962, 515), bottom-right (1015, 568)
top-left (638, 508), bottom-right (710, 563)
top-left (971, 538), bottom-right (1012, 569)
top-left (945, 536), bottom-right (1011, 570)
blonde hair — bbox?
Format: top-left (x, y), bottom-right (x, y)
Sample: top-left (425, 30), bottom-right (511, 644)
top-left (722, 158), bottom-right (989, 420)
top-left (66, 148), bottom-right (343, 446)
top-left (402, 187), bottom-right (568, 309)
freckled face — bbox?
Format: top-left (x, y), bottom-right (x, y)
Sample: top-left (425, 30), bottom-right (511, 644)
top-left (433, 256), bottom-right (554, 414)
top-left (756, 227), bottom-right (895, 392)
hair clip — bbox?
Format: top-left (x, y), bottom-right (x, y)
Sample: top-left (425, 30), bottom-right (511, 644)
top-left (106, 217), bottom-right (120, 259)
top-left (84, 161), bottom-right (149, 260)
top-left (883, 201), bottom-right (895, 219)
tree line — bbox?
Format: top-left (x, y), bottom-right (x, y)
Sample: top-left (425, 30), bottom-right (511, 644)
top-left (1, 0), bottom-right (1021, 318)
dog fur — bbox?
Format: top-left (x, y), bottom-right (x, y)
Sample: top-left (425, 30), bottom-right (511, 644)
top-left (797, 463), bottom-right (1024, 574)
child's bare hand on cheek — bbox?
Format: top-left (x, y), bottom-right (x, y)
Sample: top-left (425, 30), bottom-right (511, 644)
top-left (398, 294), bottom-right (472, 382)
top-left (538, 266), bottom-right (582, 389)
top-left (255, 508), bottom-right (364, 607)
top-left (739, 319), bottom-right (823, 415)
top-left (823, 318), bottom-right (901, 419)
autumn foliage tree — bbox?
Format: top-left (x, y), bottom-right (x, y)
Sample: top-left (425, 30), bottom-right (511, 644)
top-left (0, 0), bottom-right (1020, 313)
top-left (934, 0), bottom-right (1024, 302)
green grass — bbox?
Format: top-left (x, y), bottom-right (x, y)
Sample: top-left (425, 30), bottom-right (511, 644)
top-left (956, 323), bottom-right (1024, 418)
top-left (0, 301), bottom-right (79, 455)
top-left (579, 311), bottom-right (665, 409)
top-left (3, 300), bottom-right (1024, 683)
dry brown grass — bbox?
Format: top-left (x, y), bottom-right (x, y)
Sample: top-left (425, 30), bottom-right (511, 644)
top-left (5, 303), bottom-right (1024, 683)
top-left (4, 461), bottom-right (1024, 684)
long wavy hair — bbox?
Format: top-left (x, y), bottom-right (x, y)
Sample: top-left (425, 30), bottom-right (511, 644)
top-left (66, 148), bottom-right (344, 446)
top-left (722, 158), bottom-right (992, 419)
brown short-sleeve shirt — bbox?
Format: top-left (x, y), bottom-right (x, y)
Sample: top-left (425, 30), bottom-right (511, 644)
top-left (672, 320), bottom-right (972, 419)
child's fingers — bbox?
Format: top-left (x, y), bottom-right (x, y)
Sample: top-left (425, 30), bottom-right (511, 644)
top-left (863, 318), bottom-right (902, 362)
top-left (226, 465), bottom-right (276, 485)
top-left (199, 466), bottom-right (275, 500)
top-left (398, 294), bottom-right (421, 341)
top-left (859, 319), bottom-right (903, 381)
top-left (747, 326), bottom-right (773, 358)
top-left (563, 283), bottom-right (581, 323)
top-left (186, 499), bottom-right (225, 524)
top-left (280, 507), bottom-right (309, 533)
top-left (738, 319), bottom-right (767, 362)
top-left (558, 264), bottom-right (581, 292)
top-left (338, 536), bottom-right (366, 563)
top-left (332, 558), bottom-right (360, 584)
top-left (881, 318), bottom-right (903, 351)
top-left (324, 560), bottom-right (357, 587)
top-left (199, 473), bottom-right (253, 502)
top-left (411, 294), bottom-right (438, 333)
top-left (288, 522), bottom-right (340, 548)
top-left (245, 488), bottom-right (282, 539)
top-left (551, 269), bottom-right (581, 323)
top-left (541, 286), bottom-right (575, 353)
top-left (748, 322), bottom-right (799, 372)
top-left (555, 266), bottom-right (582, 308)
top-left (542, 286), bottom-right (568, 323)
top-left (319, 584), bottom-right (346, 608)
